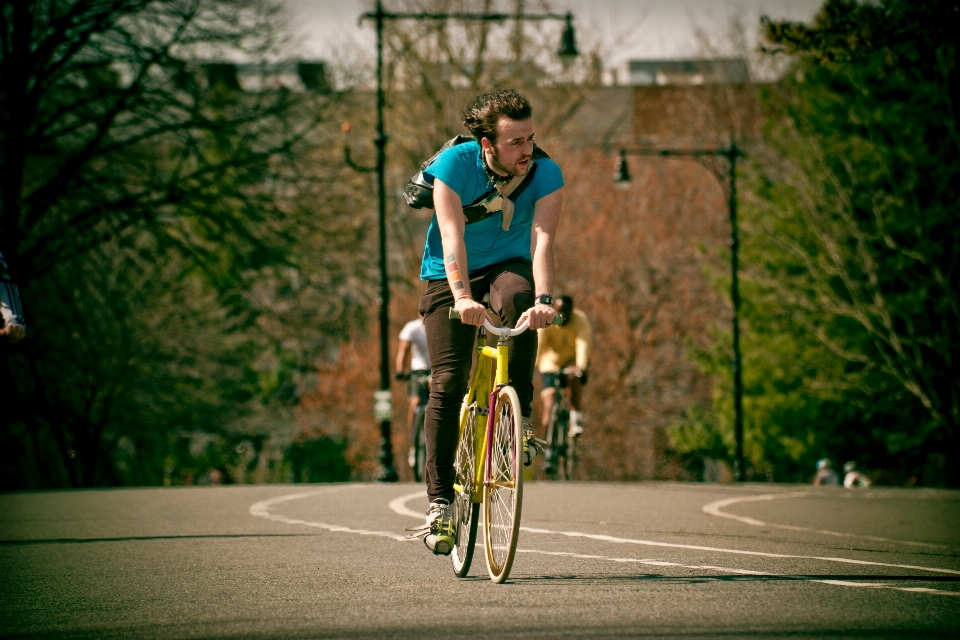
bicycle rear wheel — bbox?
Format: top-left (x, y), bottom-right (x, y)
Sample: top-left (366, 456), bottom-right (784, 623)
top-left (544, 402), bottom-right (559, 480)
top-left (556, 405), bottom-right (570, 480)
top-left (564, 426), bottom-right (578, 480)
top-left (483, 385), bottom-right (523, 583)
top-left (452, 402), bottom-right (479, 577)
top-left (412, 407), bottom-right (426, 483)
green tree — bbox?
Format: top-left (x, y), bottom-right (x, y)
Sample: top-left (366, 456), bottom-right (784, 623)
top-left (711, 0), bottom-right (959, 484)
top-left (668, 0), bottom-right (959, 485)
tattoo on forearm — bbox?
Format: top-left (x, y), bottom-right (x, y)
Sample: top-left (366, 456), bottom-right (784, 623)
top-left (446, 253), bottom-right (465, 292)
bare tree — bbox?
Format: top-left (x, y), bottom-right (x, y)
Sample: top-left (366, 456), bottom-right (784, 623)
top-left (0, 0), bottom-right (373, 488)
top-left (0, 0), bottom-right (352, 282)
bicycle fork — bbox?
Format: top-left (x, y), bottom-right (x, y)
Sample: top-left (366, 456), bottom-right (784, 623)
top-left (482, 338), bottom-right (512, 491)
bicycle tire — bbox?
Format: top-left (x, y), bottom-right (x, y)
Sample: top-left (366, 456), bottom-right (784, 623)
top-left (452, 402), bottom-right (479, 577)
top-left (483, 385), bottom-right (523, 583)
top-left (556, 403), bottom-right (570, 480)
top-left (547, 390), bottom-right (572, 480)
top-left (412, 406), bottom-right (426, 483)
top-left (564, 426), bottom-right (578, 480)
top-left (545, 401), bottom-right (561, 480)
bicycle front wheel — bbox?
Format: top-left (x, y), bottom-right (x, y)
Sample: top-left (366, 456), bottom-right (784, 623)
top-left (452, 402), bottom-right (479, 577)
top-left (483, 385), bottom-right (524, 583)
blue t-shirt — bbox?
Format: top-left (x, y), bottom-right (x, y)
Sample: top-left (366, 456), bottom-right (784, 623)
top-left (419, 140), bottom-right (564, 280)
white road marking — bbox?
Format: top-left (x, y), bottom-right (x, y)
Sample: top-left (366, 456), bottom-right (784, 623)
top-left (387, 491), bottom-right (959, 576)
top-left (250, 486), bottom-right (408, 542)
top-left (387, 491), bottom-right (427, 518)
top-left (518, 525), bottom-right (960, 575)
top-left (251, 487), bottom-right (960, 596)
top-left (514, 550), bottom-right (960, 596)
top-left (702, 492), bottom-right (947, 549)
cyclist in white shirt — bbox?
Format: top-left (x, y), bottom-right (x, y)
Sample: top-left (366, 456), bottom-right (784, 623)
top-left (396, 318), bottom-right (430, 467)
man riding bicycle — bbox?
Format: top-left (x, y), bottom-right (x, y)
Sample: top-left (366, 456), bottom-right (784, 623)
top-left (537, 295), bottom-right (591, 438)
top-left (395, 317), bottom-right (430, 473)
top-left (413, 89), bottom-right (564, 555)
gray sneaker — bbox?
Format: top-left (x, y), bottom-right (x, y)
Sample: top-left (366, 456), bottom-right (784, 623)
top-left (418, 500), bottom-right (455, 555)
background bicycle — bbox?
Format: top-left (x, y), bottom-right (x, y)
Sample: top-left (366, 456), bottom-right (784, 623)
top-left (400, 370), bottom-right (430, 482)
top-left (543, 367), bottom-right (581, 480)
top-left (396, 317), bottom-right (430, 482)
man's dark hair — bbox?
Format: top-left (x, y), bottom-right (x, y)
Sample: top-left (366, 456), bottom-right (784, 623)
top-left (461, 88), bottom-right (532, 143)
top-left (557, 295), bottom-right (574, 312)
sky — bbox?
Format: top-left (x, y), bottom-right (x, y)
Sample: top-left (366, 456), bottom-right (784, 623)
top-left (279, 0), bottom-right (824, 70)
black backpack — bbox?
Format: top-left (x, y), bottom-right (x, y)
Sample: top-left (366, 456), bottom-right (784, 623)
top-left (403, 135), bottom-right (549, 225)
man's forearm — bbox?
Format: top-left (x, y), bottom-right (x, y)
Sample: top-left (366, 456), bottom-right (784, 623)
top-left (441, 241), bottom-right (472, 301)
top-left (531, 243), bottom-right (554, 298)
top-left (434, 179), bottom-right (473, 302)
top-left (530, 189), bottom-right (562, 299)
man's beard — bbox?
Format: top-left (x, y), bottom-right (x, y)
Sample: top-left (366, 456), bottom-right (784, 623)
top-left (489, 146), bottom-right (531, 178)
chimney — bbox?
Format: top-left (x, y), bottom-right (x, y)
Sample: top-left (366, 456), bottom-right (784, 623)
top-left (204, 63), bottom-right (241, 90)
top-left (298, 62), bottom-right (330, 92)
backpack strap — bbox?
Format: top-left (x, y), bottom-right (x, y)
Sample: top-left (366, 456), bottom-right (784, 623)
top-left (403, 139), bottom-right (550, 227)
top-left (403, 135), bottom-right (475, 210)
top-left (462, 156), bottom-right (543, 228)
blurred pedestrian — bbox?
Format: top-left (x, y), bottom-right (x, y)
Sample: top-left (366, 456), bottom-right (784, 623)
top-left (813, 458), bottom-right (840, 486)
top-left (0, 251), bottom-right (26, 344)
top-left (843, 461), bottom-right (871, 488)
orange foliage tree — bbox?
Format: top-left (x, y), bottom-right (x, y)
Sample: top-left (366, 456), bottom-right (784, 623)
top-left (549, 145), bottom-right (730, 479)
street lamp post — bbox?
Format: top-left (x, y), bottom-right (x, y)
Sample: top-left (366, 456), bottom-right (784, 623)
top-left (346, 0), bottom-right (578, 483)
top-left (615, 142), bottom-right (746, 481)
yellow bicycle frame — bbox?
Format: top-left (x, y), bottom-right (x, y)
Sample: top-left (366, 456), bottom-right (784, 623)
top-left (453, 326), bottom-right (511, 503)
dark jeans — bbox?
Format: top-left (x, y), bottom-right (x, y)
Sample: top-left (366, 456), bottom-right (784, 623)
top-left (418, 257), bottom-right (536, 503)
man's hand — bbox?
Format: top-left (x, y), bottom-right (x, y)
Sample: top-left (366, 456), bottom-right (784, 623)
top-left (517, 303), bottom-right (557, 331)
top-left (454, 296), bottom-right (487, 326)
top-left (1, 324), bottom-right (25, 343)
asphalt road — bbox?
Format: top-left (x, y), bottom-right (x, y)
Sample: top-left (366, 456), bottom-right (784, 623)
top-left (2, 482), bottom-right (959, 639)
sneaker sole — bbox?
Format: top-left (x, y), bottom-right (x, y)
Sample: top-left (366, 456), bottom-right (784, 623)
top-left (426, 535), bottom-right (454, 556)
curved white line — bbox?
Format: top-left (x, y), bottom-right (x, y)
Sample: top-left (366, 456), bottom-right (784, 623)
top-left (253, 487), bottom-right (960, 596)
top-left (702, 492), bottom-right (947, 549)
top-left (389, 488), bottom-right (960, 576)
top-left (388, 490), bottom-right (428, 518)
top-left (249, 485), bottom-right (410, 542)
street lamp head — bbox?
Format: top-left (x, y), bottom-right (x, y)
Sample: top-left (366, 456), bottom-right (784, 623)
top-left (614, 149), bottom-right (631, 190)
top-left (558, 12), bottom-right (579, 68)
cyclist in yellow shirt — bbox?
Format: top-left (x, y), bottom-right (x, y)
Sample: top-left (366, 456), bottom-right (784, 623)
top-left (536, 295), bottom-right (592, 437)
